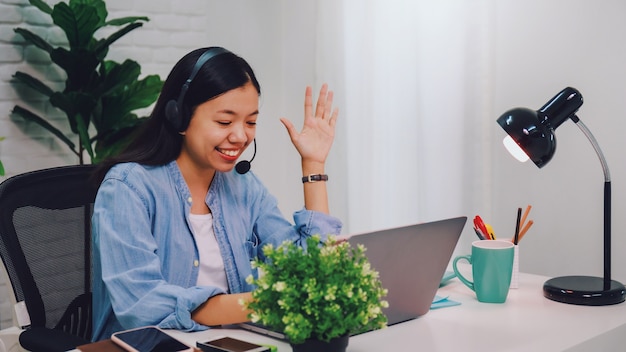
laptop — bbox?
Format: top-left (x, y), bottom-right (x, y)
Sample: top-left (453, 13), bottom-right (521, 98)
top-left (238, 216), bottom-right (467, 339)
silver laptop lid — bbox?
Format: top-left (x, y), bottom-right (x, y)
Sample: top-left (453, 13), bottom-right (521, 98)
top-left (347, 216), bottom-right (467, 325)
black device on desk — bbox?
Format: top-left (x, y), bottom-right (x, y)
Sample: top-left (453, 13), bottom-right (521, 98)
top-left (111, 326), bottom-right (193, 352)
top-left (197, 337), bottom-right (270, 352)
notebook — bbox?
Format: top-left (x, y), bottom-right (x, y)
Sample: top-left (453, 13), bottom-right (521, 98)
top-left (238, 216), bottom-right (467, 339)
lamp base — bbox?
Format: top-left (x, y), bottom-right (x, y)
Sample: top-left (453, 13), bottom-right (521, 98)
top-left (543, 276), bottom-right (626, 306)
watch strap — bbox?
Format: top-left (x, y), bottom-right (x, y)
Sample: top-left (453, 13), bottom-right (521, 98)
top-left (302, 174), bottom-right (329, 183)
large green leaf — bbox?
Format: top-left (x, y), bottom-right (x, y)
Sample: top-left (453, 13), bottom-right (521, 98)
top-left (49, 47), bottom-right (100, 91)
top-left (98, 60), bottom-right (141, 96)
top-left (70, 0), bottom-right (107, 24)
top-left (72, 111), bottom-right (94, 159)
top-left (13, 28), bottom-right (54, 53)
top-left (93, 22), bottom-right (143, 56)
top-left (116, 74), bottom-right (163, 111)
top-left (106, 16), bottom-right (149, 26)
top-left (52, 1), bottom-right (102, 49)
top-left (12, 105), bottom-right (76, 150)
top-left (105, 74), bottom-right (163, 112)
top-left (28, 0), bottom-right (52, 14)
top-left (93, 123), bottom-right (140, 163)
top-left (12, 71), bottom-right (55, 97)
top-left (49, 91), bottom-right (96, 133)
top-left (93, 76), bottom-right (161, 132)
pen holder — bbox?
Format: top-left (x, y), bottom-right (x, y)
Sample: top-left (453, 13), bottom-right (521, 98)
top-left (510, 245), bottom-right (519, 289)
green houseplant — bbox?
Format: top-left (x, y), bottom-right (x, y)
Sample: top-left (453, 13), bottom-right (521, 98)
top-left (11, 0), bottom-right (163, 164)
top-left (244, 235), bottom-right (388, 351)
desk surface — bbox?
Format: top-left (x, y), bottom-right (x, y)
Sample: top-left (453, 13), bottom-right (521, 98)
top-left (163, 269), bottom-right (626, 352)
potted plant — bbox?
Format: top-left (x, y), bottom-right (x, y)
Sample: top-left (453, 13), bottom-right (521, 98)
top-left (11, 0), bottom-right (163, 164)
top-left (244, 235), bottom-right (388, 352)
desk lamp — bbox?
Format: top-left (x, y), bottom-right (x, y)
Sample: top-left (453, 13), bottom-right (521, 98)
top-left (496, 87), bottom-right (625, 306)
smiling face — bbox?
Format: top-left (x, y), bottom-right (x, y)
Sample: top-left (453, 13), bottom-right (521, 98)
top-left (176, 81), bottom-right (259, 178)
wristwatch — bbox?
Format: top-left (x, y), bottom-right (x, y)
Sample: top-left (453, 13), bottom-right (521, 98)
top-left (302, 174), bottom-right (329, 183)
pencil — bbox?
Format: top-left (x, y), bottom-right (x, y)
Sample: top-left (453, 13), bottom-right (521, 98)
top-left (518, 220), bottom-right (534, 242)
top-left (513, 207), bottom-right (522, 245)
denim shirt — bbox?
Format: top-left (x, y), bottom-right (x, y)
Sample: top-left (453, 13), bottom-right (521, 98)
top-left (91, 161), bottom-right (342, 341)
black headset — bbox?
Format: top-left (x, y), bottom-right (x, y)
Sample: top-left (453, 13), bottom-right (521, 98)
top-left (165, 47), bottom-right (230, 132)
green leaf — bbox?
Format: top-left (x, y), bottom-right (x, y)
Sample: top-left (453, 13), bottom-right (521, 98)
top-left (50, 91), bottom-right (96, 134)
top-left (0, 161), bottom-right (4, 176)
top-left (93, 22), bottom-right (143, 56)
top-left (116, 74), bottom-right (163, 110)
top-left (12, 105), bottom-right (76, 151)
top-left (99, 59), bottom-right (142, 95)
top-left (70, 0), bottom-right (107, 25)
top-left (13, 28), bottom-right (54, 53)
top-left (49, 48), bottom-right (100, 91)
top-left (93, 120), bottom-right (144, 162)
top-left (12, 71), bottom-right (55, 97)
top-left (92, 61), bottom-right (161, 131)
top-left (105, 16), bottom-right (149, 26)
top-left (73, 111), bottom-right (94, 159)
top-left (52, 1), bottom-right (102, 49)
top-left (28, 0), bottom-right (53, 14)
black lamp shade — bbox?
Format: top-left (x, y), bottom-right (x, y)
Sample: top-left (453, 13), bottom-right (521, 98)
top-left (497, 107), bottom-right (556, 168)
top-left (496, 87), bottom-right (584, 168)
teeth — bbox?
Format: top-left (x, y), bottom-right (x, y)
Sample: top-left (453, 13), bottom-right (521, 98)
top-left (220, 149), bottom-right (239, 157)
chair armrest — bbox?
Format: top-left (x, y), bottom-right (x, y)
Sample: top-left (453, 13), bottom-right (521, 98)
top-left (19, 327), bottom-right (90, 352)
top-left (0, 326), bottom-right (25, 352)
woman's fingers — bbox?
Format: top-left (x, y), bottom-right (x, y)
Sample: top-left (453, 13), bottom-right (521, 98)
top-left (314, 84), bottom-right (328, 119)
top-left (304, 86), bottom-right (313, 120)
top-left (303, 84), bottom-right (338, 127)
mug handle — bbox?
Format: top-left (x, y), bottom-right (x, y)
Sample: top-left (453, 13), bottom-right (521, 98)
top-left (453, 255), bottom-right (475, 292)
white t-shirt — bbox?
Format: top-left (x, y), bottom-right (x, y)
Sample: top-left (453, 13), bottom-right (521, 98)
top-left (188, 213), bottom-right (229, 292)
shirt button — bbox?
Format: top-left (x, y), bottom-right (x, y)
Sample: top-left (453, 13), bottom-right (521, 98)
top-left (193, 260), bottom-right (199, 267)
top-left (187, 197), bottom-right (192, 203)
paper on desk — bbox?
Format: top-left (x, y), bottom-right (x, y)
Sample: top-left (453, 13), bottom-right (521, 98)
top-left (430, 295), bottom-right (461, 309)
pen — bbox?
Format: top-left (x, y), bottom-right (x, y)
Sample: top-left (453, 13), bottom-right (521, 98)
top-left (474, 227), bottom-right (486, 240)
top-left (473, 216), bottom-right (490, 240)
top-left (485, 223), bottom-right (496, 240)
top-left (513, 207), bottom-right (522, 245)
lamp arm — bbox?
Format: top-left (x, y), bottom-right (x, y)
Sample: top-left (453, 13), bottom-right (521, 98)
top-left (573, 117), bottom-right (610, 182)
top-left (573, 116), bottom-right (612, 285)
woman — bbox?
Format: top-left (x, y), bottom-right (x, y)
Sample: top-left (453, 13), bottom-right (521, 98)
top-left (91, 47), bottom-right (342, 341)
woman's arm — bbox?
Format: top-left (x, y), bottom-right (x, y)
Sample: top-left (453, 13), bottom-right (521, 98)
top-left (280, 84), bottom-right (338, 214)
top-left (191, 292), bottom-right (253, 326)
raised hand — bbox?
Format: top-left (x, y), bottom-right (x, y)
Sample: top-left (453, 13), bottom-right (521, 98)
top-left (280, 84), bottom-right (339, 165)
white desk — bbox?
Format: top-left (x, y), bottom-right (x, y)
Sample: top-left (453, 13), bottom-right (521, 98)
top-left (167, 269), bottom-right (626, 351)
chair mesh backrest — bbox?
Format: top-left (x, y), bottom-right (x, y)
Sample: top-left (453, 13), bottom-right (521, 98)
top-left (0, 165), bottom-right (98, 333)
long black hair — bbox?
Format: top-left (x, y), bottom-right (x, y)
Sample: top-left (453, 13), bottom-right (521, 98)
top-left (92, 47), bottom-right (261, 184)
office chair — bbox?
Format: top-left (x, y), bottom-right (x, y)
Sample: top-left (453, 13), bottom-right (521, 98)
top-left (0, 165), bottom-right (98, 351)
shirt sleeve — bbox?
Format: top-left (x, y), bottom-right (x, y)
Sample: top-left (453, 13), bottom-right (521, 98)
top-left (93, 177), bottom-right (221, 332)
top-left (246, 172), bottom-right (343, 256)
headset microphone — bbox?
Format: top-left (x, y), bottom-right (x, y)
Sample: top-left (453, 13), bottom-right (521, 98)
top-left (235, 139), bottom-right (256, 174)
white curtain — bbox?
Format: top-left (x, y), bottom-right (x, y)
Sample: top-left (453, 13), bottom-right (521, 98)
top-left (317, 0), bottom-right (496, 235)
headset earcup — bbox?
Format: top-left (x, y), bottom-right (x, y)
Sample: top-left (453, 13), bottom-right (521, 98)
top-left (165, 99), bottom-right (182, 132)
